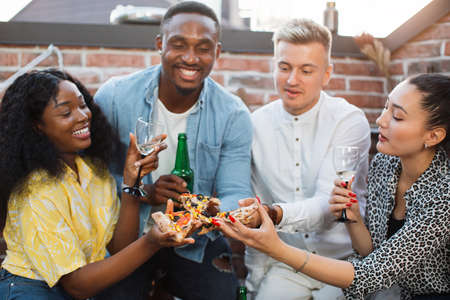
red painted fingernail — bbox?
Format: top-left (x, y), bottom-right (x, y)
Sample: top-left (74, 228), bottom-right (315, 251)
top-left (340, 182), bottom-right (347, 188)
top-left (228, 214), bottom-right (236, 223)
top-left (256, 196), bottom-right (261, 204)
top-left (346, 203), bottom-right (352, 207)
top-left (350, 199), bottom-right (358, 203)
top-left (349, 192), bottom-right (356, 197)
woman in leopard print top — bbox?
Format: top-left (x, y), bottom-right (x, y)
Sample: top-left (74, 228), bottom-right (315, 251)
top-left (345, 147), bottom-right (449, 299)
top-left (214, 73), bottom-right (449, 299)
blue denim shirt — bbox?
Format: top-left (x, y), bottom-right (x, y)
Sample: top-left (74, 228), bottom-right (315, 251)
top-left (95, 65), bottom-right (253, 263)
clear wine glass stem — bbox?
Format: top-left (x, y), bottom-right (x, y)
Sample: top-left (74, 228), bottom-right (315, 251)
top-left (132, 154), bottom-right (145, 189)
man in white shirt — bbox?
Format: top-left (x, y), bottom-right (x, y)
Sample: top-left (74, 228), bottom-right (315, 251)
top-left (246, 19), bottom-right (371, 300)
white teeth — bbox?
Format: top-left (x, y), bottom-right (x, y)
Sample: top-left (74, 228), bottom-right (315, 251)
top-left (73, 127), bottom-right (89, 136)
top-left (180, 69), bottom-right (196, 76)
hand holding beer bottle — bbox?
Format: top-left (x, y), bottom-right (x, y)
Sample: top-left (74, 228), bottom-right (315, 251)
top-left (146, 133), bottom-right (192, 206)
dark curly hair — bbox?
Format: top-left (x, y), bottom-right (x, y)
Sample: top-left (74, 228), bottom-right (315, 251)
top-left (409, 73), bottom-right (450, 151)
top-left (0, 69), bottom-right (122, 229)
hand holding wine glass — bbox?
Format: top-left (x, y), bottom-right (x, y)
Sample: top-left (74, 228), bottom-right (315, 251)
top-left (123, 118), bottom-right (165, 198)
top-left (332, 146), bottom-right (360, 223)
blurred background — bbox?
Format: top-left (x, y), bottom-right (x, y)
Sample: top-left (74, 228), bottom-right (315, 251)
top-left (0, 0), bottom-right (435, 37)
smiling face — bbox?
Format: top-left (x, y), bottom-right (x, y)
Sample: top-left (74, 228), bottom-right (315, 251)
top-left (274, 41), bottom-right (332, 116)
top-left (157, 13), bottom-right (220, 96)
top-left (37, 80), bottom-right (92, 156)
top-left (376, 80), bottom-right (432, 157)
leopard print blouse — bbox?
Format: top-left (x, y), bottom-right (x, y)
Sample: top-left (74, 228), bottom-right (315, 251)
top-left (343, 147), bottom-right (450, 300)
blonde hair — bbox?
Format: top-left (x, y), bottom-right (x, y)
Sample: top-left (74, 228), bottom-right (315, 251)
top-left (273, 18), bottom-right (332, 63)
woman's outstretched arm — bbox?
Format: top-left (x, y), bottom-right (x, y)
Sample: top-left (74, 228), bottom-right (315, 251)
top-left (215, 201), bottom-right (355, 288)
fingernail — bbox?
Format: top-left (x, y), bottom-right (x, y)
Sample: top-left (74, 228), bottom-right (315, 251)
top-left (211, 219), bottom-right (220, 227)
top-left (256, 196), bottom-right (261, 204)
top-left (228, 214), bottom-right (236, 223)
top-left (349, 192), bottom-right (356, 197)
top-left (134, 162), bottom-right (141, 168)
top-left (346, 203), bottom-right (352, 207)
top-left (350, 199), bottom-right (358, 203)
top-left (340, 182), bottom-right (347, 188)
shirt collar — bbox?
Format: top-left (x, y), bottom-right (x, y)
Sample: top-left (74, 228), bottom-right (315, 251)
top-left (280, 91), bottom-right (323, 124)
top-left (65, 156), bottom-right (94, 189)
top-left (405, 147), bottom-right (449, 200)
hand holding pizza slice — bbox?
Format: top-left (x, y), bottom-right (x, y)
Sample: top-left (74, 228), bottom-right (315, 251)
top-left (151, 194), bottom-right (260, 240)
top-left (151, 199), bottom-right (199, 243)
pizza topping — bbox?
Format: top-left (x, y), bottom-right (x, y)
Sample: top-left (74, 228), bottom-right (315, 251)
top-left (152, 193), bottom-right (258, 238)
top-left (228, 214), bottom-right (236, 223)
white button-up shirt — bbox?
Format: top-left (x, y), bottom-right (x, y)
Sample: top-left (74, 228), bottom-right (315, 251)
top-left (247, 91), bottom-right (371, 289)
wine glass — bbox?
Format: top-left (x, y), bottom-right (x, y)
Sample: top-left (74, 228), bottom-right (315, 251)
top-left (122, 117), bottom-right (164, 197)
top-left (333, 146), bottom-right (360, 223)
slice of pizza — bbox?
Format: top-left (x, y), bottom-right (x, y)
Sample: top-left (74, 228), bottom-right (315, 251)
top-left (226, 202), bottom-right (259, 225)
top-left (152, 195), bottom-right (260, 239)
top-left (151, 210), bottom-right (194, 242)
top-left (178, 193), bottom-right (260, 233)
top-left (178, 193), bottom-right (221, 234)
top-left (179, 193), bottom-right (221, 216)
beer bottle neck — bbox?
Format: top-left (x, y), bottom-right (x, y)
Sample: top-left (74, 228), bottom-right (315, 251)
top-left (174, 137), bottom-right (190, 169)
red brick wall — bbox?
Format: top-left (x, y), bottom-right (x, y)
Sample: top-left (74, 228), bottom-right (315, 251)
top-left (0, 46), bottom-right (389, 124)
top-left (390, 13), bottom-right (450, 83)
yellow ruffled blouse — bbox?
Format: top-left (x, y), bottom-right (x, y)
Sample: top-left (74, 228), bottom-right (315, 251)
top-left (2, 156), bottom-right (120, 287)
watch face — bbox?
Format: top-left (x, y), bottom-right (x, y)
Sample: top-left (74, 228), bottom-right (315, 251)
top-left (121, 182), bottom-right (146, 197)
top-left (122, 186), bottom-right (147, 198)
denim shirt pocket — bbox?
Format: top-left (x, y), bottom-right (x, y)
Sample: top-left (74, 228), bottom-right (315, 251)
top-left (196, 141), bottom-right (221, 189)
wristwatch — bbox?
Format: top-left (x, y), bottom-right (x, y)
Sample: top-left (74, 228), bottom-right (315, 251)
top-left (121, 181), bottom-right (145, 195)
top-left (121, 181), bottom-right (144, 190)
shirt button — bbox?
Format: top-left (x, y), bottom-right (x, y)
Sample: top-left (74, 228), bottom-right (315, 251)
top-left (296, 138), bottom-right (299, 142)
top-left (305, 234), bottom-right (309, 238)
top-left (296, 187), bottom-right (300, 191)
top-left (296, 163), bottom-right (300, 166)
top-left (294, 117), bottom-right (298, 121)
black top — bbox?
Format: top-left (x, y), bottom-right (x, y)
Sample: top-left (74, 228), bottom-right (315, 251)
top-left (386, 214), bottom-right (405, 239)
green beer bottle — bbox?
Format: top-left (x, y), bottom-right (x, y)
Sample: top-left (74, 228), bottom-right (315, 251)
top-left (171, 133), bottom-right (194, 192)
top-left (236, 285), bottom-right (247, 300)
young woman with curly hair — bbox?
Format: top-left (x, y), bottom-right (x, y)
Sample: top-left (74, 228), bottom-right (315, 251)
top-left (0, 69), bottom-right (194, 299)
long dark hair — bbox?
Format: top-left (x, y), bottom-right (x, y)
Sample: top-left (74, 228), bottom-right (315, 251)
top-left (0, 69), bottom-right (121, 229)
top-left (410, 73), bottom-right (450, 152)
